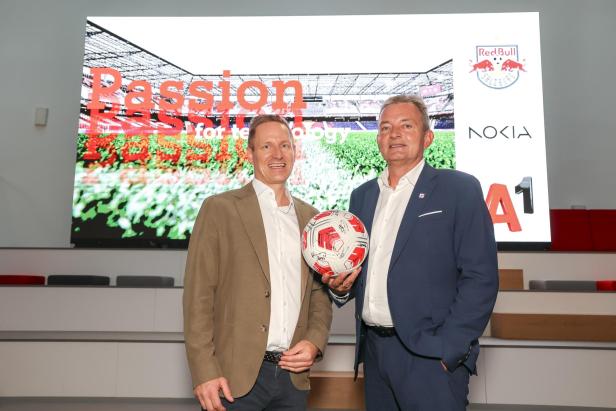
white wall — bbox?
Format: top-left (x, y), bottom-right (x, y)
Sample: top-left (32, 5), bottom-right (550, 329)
top-left (1, 248), bottom-right (616, 337)
top-left (4, 340), bottom-right (615, 407)
top-left (0, 0), bottom-right (615, 247)
top-left (2, 287), bottom-right (615, 407)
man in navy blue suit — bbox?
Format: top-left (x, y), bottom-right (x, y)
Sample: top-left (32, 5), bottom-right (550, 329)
top-left (324, 95), bottom-right (499, 410)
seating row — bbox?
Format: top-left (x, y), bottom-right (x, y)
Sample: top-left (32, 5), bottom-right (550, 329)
top-left (0, 274), bottom-right (175, 287)
top-left (529, 280), bottom-right (616, 291)
top-left (3, 272), bottom-right (614, 290)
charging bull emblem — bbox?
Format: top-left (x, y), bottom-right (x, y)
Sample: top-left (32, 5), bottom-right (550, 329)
top-left (470, 45), bottom-right (526, 89)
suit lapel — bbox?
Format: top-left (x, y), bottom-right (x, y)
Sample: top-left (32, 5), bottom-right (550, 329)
top-left (294, 199), bottom-right (312, 302)
top-left (388, 164), bottom-right (438, 271)
top-left (235, 183), bottom-right (270, 284)
top-left (355, 181), bottom-right (380, 309)
top-left (362, 182), bottom-right (380, 237)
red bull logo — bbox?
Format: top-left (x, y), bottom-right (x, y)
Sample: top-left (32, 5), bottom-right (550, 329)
top-left (470, 45), bottom-right (526, 89)
top-left (469, 59), bottom-right (494, 72)
top-left (501, 59), bottom-right (526, 72)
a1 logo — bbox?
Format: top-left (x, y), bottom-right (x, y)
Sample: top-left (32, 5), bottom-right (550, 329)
top-left (486, 177), bottom-right (533, 232)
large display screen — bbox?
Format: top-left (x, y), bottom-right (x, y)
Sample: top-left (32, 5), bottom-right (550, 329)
top-left (72, 13), bottom-right (549, 249)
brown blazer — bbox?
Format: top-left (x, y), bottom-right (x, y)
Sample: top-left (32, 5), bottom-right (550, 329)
top-left (183, 183), bottom-right (333, 397)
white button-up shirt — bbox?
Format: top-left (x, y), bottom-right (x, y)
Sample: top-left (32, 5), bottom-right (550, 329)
top-left (362, 160), bottom-right (425, 327)
top-left (253, 179), bottom-right (301, 351)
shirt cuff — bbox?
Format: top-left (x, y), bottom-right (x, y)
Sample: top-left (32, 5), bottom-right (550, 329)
top-left (328, 289), bottom-right (350, 303)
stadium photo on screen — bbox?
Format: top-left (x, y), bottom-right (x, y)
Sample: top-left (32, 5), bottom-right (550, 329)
top-left (72, 18), bottom-right (454, 247)
top-left (72, 14), bottom-right (548, 248)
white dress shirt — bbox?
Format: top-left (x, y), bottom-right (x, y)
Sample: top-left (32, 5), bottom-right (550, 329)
top-left (362, 160), bottom-right (425, 327)
top-left (252, 179), bottom-right (302, 351)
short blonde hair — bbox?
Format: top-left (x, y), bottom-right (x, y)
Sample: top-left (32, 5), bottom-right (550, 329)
top-left (247, 115), bottom-right (292, 148)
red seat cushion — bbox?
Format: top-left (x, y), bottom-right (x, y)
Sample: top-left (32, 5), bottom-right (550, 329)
top-left (0, 274), bottom-right (45, 285)
top-left (596, 280), bottom-right (616, 291)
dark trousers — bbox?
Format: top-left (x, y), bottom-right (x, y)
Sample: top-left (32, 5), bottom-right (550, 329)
top-left (202, 361), bottom-right (308, 411)
top-left (363, 326), bottom-right (470, 411)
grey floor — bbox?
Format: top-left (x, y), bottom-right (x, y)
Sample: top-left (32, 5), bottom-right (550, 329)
top-left (0, 398), bottom-right (613, 411)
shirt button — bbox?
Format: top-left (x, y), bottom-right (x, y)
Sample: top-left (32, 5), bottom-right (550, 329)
top-left (265, 291), bottom-right (270, 298)
top-left (260, 325), bottom-right (267, 332)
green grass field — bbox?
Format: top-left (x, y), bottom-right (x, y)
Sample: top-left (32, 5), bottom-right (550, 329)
top-left (320, 130), bottom-right (455, 176)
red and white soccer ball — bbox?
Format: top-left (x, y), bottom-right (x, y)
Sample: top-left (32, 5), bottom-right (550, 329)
top-left (302, 210), bottom-right (369, 277)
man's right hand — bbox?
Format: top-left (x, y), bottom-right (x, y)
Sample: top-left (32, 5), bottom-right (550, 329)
top-left (322, 266), bottom-right (361, 295)
top-left (193, 377), bottom-right (233, 411)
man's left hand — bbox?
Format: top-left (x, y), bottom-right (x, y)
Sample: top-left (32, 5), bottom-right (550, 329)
top-left (322, 266), bottom-right (361, 296)
top-left (279, 340), bottom-right (319, 373)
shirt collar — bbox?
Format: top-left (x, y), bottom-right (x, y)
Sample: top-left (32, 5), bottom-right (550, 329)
top-left (378, 159), bottom-right (425, 190)
top-left (252, 178), bottom-right (294, 209)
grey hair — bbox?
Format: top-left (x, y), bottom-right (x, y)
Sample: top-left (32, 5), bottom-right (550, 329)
top-left (379, 95), bottom-right (430, 132)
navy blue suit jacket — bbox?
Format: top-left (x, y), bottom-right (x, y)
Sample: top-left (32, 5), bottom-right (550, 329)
top-left (345, 164), bottom-right (499, 374)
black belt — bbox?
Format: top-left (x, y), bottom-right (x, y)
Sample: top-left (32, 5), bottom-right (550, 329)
top-left (263, 351), bottom-right (283, 364)
top-left (366, 324), bottom-right (397, 337)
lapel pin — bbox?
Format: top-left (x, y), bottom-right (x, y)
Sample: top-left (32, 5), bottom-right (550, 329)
top-left (418, 193), bottom-right (425, 199)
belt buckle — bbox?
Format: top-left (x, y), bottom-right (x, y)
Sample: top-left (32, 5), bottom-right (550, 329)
top-left (369, 325), bottom-right (396, 337)
top-left (264, 351), bottom-right (282, 364)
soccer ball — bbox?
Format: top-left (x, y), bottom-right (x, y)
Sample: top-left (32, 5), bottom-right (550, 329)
top-left (302, 210), bottom-right (369, 276)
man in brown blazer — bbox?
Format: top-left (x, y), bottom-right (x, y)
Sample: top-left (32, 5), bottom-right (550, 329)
top-left (183, 114), bottom-right (333, 411)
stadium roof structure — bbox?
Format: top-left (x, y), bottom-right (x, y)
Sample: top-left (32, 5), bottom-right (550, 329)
top-left (84, 21), bottom-right (453, 100)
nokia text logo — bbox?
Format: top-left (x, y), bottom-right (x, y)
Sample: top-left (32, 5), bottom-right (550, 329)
top-left (468, 125), bottom-right (532, 140)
